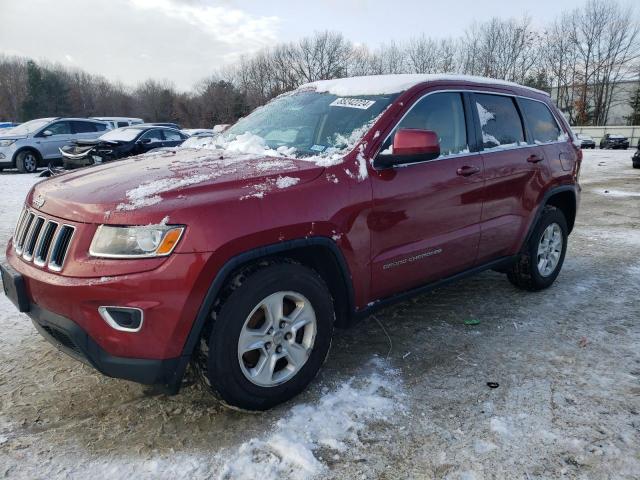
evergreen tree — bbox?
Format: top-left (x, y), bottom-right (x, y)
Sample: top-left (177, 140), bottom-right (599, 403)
top-left (21, 60), bottom-right (70, 119)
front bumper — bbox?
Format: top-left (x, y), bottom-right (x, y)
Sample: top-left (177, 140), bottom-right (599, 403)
top-left (30, 302), bottom-right (180, 385)
top-left (1, 260), bottom-right (183, 386)
top-left (4, 244), bottom-right (211, 359)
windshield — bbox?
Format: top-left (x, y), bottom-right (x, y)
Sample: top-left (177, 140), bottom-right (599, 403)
top-left (5, 118), bottom-right (51, 136)
top-left (224, 91), bottom-right (397, 156)
top-left (99, 127), bottom-right (144, 142)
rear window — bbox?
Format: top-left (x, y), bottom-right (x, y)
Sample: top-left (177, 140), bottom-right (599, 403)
top-left (519, 98), bottom-right (563, 144)
top-left (474, 94), bottom-right (525, 149)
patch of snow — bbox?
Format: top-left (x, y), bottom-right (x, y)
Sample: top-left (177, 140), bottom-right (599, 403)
top-left (218, 359), bottom-right (403, 480)
top-left (476, 102), bottom-right (495, 127)
top-left (593, 188), bottom-right (640, 197)
top-left (275, 176), bottom-right (300, 189)
top-left (489, 417), bottom-right (512, 438)
top-left (355, 144), bottom-right (368, 181)
top-left (325, 174), bottom-right (339, 184)
top-left (117, 174), bottom-right (212, 211)
top-left (474, 439), bottom-right (498, 454)
top-left (299, 74), bottom-right (549, 97)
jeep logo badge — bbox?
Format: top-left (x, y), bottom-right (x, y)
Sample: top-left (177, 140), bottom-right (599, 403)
top-left (34, 194), bottom-right (45, 208)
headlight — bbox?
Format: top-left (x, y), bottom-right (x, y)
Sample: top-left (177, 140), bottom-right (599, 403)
top-left (0, 139), bottom-right (16, 147)
top-left (89, 224), bottom-right (184, 258)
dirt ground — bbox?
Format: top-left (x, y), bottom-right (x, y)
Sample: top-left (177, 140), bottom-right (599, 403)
top-left (0, 148), bottom-right (639, 479)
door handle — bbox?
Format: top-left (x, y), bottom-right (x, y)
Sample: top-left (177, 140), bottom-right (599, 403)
top-left (456, 165), bottom-right (480, 176)
top-left (527, 154), bottom-right (544, 163)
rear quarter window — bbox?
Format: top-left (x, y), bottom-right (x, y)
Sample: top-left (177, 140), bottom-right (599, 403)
top-left (519, 98), bottom-right (564, 144)
top-left (474, 94), bottom-right (525, 150)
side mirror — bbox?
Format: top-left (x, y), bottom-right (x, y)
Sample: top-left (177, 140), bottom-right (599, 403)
top-left (139, 138), bottom-right (152, 144)
top-left (42, 130), bottom-right (53, 137)
top-left (374, 129), bottom-right (440, 169)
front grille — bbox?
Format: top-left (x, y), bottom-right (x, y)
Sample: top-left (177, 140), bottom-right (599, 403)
top-left (13, 207), bottom-right (75, 272)
top-left (41, 325), bottom-right (81, 354)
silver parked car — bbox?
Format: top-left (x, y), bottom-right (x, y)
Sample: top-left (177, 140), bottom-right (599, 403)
top-left (0, 117), bottom-right (109, 173)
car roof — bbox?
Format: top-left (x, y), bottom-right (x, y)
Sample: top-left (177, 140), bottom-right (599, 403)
top-left (91, 117), bottom-right (143, 122)
top-left (53, 117), bottom-right (108, 123)
top-left (137, 123), bottom-right (180, 129)
top-left (298, 74), bottom-right (550, 97)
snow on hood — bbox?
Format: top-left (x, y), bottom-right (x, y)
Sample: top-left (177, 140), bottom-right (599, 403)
top-left (299, 74), bottom-right (549, 97)
top-left (31, 146), bottom-right (325, 220)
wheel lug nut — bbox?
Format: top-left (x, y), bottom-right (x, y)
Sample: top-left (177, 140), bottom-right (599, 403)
top-left (279, 321), bottom-right (286, 329)
top-left (276, 345), bottom-right (282, 353)
top-left (265, 342), bottom-right (272, 350)
top-left (267, 328), bottom-right (274, 334)
top-left (285, 332), bottom-right (292, 340)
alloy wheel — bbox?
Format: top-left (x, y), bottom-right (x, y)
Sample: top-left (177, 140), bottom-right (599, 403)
top-left (237, 291), bottom-right (317, 387)
top-left (537, 222), bottom-right (563, 277)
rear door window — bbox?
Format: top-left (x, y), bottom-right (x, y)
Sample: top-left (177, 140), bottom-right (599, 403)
top-left (163, 129), bottom-right (183, 141)
top-left (384, 92), bottom-right (468, 157)
top-left (474, 94), bottom-right (525, 149)
top-left (139, 129), bottom-right (164, 143)
top-left (72, 121), bottom-right (99, 133)
top-left (117, 121), bottom-right (129, 127)
top-left (519, 98), bottom-right (563, 144)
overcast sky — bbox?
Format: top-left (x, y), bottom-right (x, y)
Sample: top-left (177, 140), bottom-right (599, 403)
top-left (0, 0), bottom-right (588, 90)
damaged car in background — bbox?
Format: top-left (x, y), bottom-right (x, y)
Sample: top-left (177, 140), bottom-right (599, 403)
top-left (59, 125), bottom-right (188, 170)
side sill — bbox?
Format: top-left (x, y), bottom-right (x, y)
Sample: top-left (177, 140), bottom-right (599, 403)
top-left (353, 256), bottom-right (518, 320)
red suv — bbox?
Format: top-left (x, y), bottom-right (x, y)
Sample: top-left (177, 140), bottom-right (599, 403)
top-left (1, 75), bottom-right (581, 410)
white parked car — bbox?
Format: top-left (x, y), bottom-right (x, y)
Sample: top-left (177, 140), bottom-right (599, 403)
top-left (91, 117), bottom-right (144, 130)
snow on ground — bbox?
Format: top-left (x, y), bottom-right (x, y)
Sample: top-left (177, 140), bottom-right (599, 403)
top-left (1, 148), bottom-right (639, 479)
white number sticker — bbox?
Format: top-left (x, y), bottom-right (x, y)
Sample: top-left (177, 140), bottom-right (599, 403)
top-left (330, 98), bottom-right (376, 110)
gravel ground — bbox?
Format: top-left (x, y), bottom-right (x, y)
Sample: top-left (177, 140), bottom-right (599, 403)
top-left (0, 149), bottom-right (639, 479)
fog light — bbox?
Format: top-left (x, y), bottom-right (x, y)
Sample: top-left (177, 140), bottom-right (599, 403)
top-left (98, 306), bottom-right (144, 332)
top-left (0, 153), bottom-right (5, 159)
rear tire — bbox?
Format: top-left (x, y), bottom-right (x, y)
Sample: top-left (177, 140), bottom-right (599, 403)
top-left (196, 262), bottom-right (334, 411)
top-left (15, 150), bottom-right (40, 173)
top-left (508, 206), bottom-right (568, 291)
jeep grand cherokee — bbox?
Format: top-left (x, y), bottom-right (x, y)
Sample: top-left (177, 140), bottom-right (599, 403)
top-left (1, 74), bottom-right (581, 410)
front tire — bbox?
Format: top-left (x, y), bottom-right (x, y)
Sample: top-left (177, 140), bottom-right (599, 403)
top-left (15, 150), bottom-right (40, 173)
top-left (508, 206), bottom-right (568, 291)
top-left (196, 262), bottom-right (334, 411)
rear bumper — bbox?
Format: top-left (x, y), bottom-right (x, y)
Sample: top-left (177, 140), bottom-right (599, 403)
top-left (29, 302), bottom-right (181, 385)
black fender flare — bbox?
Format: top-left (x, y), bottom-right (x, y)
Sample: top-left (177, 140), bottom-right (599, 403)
top-left (12, 146), bottom-right (43, 167)
top-left (521, 184), bottom-right (578, 251)
top-left (166, 236), bottom-right (355, 393)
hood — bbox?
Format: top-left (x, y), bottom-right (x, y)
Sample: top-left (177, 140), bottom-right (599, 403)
top-left (28, 147), bottom-right (327, 224)
top-left (0, 133), bottom-right (26, 141)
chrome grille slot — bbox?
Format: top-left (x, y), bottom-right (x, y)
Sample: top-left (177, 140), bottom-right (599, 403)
top-left (15, 212), bottom-right (35, 254)
top-left (34, 221), bottom-right (59, 267)
top-left (48, 225), bottom-right (75, 271)
top-left (13, 208), bottom-right (28, 239)
top-left (22, 216), bottom-right (45, 261)
top-left (12, 208), bottom-right (76, 272)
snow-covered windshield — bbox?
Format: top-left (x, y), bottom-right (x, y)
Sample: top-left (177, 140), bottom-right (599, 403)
top-left (4, 118), bottom-right (51, 136)
top-left (224, 91), bottom-right (397, 156)
top-left (99, 127), bottom-right (144, 142)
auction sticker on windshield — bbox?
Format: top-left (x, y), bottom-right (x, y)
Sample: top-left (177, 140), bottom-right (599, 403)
top-left (330, 98), bottom-right (376, 109)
